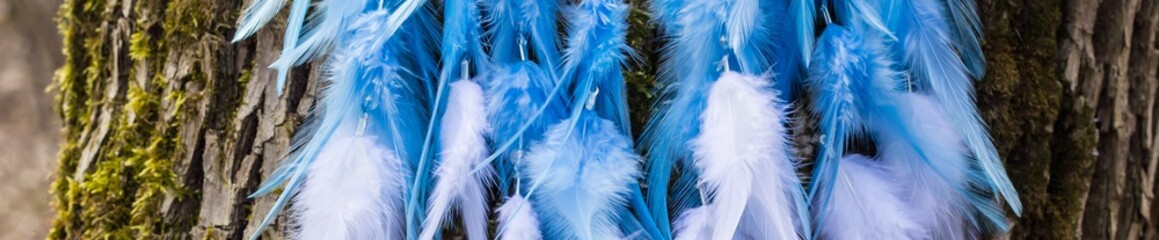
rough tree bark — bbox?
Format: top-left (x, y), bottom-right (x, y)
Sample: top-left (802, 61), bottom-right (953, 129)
top-left (45, 0), bottom-right (1159, 239)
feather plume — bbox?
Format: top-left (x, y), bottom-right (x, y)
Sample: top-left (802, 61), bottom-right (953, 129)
top-left (522, 111), bottom-right (639, 240)
top-left (291, 133), bottom-right (409, 240)
top-left (815, 154), bottom-right (924, 240)
top-left (248, 9), bottom-right (431, 240)
top-left (409, 2), bottom-right (490, 239)
top-left (877, 93), bottom-right (1008, 239)
top-left (640, 0), bottom-right (728, 232)
top-left (560, 0), bottom-right (632, 133)
top-left (498, 194), bottom-right (544, 240)
top-left (559, 2), bottom-right (664, 238)
top-left (484, 62), bottom-right (567, 195)
top-left (895, 0), bottom-right (1021, 215)
top-left (418, 80), bottom-right (493, 240)
top-left (690, 71), bottom-right (807, 240)
top-left (804, 24), bottom-right (910, 237)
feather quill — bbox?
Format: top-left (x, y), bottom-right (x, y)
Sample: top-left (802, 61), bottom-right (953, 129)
top-left (498, 193), bottom-right (544, 240)
top-left (522, 111), bottom-right (639, 240)
top-left (418, 80), bottom-right (493, 240)
top-left (248, 9), bottom-right (430, 240)
top-left (815, 154), bottom-right (924, 240)
top-left (690, 71), bottom-right (807, 240)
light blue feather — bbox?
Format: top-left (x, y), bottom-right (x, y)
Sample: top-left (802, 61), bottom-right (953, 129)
top-left (405, 1), bottom-right (486, 239)
top-left (640, 2), bottom-right (720, 236)
top-left (648, 0), bottom-right (684, 33)
top-left (521, 110), bottom-right (641, 240)
top-left (642, 0), bottom-right (786, 235)
top-left (233, 0), bottom-right (287, 42)
top-left (560, 2), bottom-right (662, 238)
top-left (640, 0), bottom-right (727, 235)
top-left (483, 0), bottom-right (563, 71)
top-left (484, 62), bottom-right (567, 197)
top-left (560, 0), bottom-right (633, 144)
top-left (804, 24), bottom-right (905, 238)
top-left (768, 0), bottom-right (811, 100)
top-left (474, 0), bottom-right (570, 176)
top-left (247, 8), bottom-right (430, 239)
top-left (942, 0), bottom-right (985, 78)
top-left (895, 0), bottom-right (1021, 216)
top-left (805, 14), bottom-right (1012, 237)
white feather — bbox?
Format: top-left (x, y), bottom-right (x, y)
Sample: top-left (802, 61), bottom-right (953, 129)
top-left (292, 132), bottom-right (408, 240)
top-left (497, 194), bottom-right (543, 240)
top-left (419, 80), bottom-right (494, 240)
top-left (818, 154), bottom-right (926, 240)
top-left (690, 71), bottom-right (804, 240)
top-left (672, 206), bottom-right (711, 240)
top-left (879, 93), bottom-right (976, 240)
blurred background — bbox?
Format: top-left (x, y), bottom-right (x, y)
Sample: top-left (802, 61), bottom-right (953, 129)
top-left (0, 0), bottom-right (63, 239)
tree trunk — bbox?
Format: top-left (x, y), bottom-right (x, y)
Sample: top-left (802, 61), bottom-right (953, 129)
top-left (44, 0), bottom-right (1159, 239)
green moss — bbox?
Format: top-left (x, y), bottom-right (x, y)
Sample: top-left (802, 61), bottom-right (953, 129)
top-left (49, 0), bottom-right (224, 238)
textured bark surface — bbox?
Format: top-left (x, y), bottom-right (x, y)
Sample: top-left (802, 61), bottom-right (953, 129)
top-left (42, 0), bottom-right (1159, 239)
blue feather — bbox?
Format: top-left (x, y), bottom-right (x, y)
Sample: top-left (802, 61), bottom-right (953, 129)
top-left (560, 2), bottom-right (664, 239)
top-left (264, 0), bottom-right (372, 94)
top-left (804, 23), bottom-right (917, 238)
top-left (521, 110), bottom-right (641, 240)
top-left (560, 0), bottom-right (633, 143)
top-left (642, 0), bottom-right (786, 235)
top-left (648, 0), bottom-right (684, 33)
top-left (474, 0), bottom-right (569, 176)
top-left (878, 93), bottom-right (1009, 239)
top-left (894, 0), bottom-right (1021, 216)
top-left (942, 0), bottom-right (985, 78)
top-left (484, 62), bottom-right (567, 197)
top-left (641, 0), bottom-right (726, 235)
top-left (483, 0), bottom-right (563, 71)
top-left (248, 8), bottom-right (430, 239)
top-left (767, 0), bottom-right (811, 100)
top-left (233, 0), bottom-right (287, 42)
top-left (806, 16), bottom-right (1012, 238)
top-left (410, 1), bottom-right (489, 239)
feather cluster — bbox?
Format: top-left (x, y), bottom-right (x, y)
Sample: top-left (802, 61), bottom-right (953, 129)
top-left (228, 0), bottom-right (1018, 239)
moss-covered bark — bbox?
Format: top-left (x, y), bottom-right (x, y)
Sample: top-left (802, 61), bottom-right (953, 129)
top-left (48, 0), bottom-right (308, 239)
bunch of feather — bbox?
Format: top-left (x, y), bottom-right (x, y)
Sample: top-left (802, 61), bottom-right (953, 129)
top-left (804, 0), bottom-right (1019, 239)
top-left (644, 0), bottom-right (812, 239)
top-left (227, 0), bottom-right (1021, 239)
